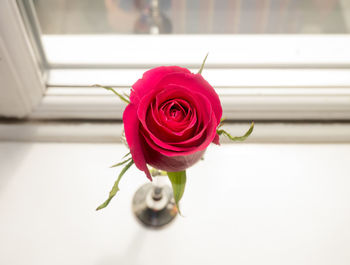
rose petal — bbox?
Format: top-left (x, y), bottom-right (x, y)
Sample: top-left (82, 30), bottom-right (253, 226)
top-left (145, 148), bottom-right (206, 172)
top-left (212, 133), bottom-right (220, 145)
top-left (150, 102), bottom-right (198, 142)
top-left (123, 104), bottom-right (152, 181)
top-left (156, 97), bottom-right (196, 133)
top-left (140, 87), bottom-right (213, 151)
top-left (141, 111), bottom-right (217, 157)
top-left (138, 85), bottom-right (206, 143)
top-left (157, 72), bottom-right (222, 126)
top-left (152, 101), bottom-right (195, 135)
top-left (130, 66), bottom-right (191, 104)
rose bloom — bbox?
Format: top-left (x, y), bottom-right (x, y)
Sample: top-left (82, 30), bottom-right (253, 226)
top-left (123, 66), bottom-right (222, 180)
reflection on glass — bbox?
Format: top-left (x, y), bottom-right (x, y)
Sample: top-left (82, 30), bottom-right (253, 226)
top-left (33, 0), bottom-right (349, 34)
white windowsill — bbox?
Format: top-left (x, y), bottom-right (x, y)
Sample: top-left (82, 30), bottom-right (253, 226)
top-left (1, 142), bottom-right (350, 265)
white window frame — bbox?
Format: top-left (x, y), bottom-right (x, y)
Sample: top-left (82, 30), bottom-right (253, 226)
top-left (0, 0), bottom-right (45, 118)
top-left (2, 0), bottom-right (350, 123)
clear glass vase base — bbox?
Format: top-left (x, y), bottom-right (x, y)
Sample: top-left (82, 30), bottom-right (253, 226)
top-left (132, 182), bottom-right (177, 228)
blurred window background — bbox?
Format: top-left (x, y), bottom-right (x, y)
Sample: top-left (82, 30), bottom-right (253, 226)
top-left (33, 0), bottom-right (350, 35)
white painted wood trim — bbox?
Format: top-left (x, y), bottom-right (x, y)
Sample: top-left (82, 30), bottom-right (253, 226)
top-left (47, 68), bottom-right (350, 87)
top-left (1, 122), bottom-right (350, 143)
top-left (0, 0), bottom-right (45, 118)
top-left (43, 35), bottom-right (350, 67)
top-left (30, 87), bottom-right (350, 120)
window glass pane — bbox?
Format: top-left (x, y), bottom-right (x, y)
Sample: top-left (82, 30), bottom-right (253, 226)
top-left (33, 0), bottom-right (350, 35)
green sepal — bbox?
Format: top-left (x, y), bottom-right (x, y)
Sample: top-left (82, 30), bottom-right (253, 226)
top-left (110, 152), bottom-right (131, 168)
top-left (93, 84), bottom-right (130, 104)
top-left (96, 160), bottom-right (134, 211)
top-left (110, 157), bottom-right (132, 168)
top-left (167, 170), bottom-right (187, 215)
top-left (198, 53), bottom-right (209, 75)
top-left (218, 117), bottom-right (226, 128)
top-left (217, 122), bottom-right (254, 142)
top-left (149, 168), bottom-right (167, 176)
top-left (122, 151), bottom-right (131, 159)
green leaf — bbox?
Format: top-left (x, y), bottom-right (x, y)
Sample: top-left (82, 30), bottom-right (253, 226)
top-left (93, 84), bottom-right (130, 104)
top-left (96, 160), bottom-right (134, 211)
top-left (110, 157), bottom-right (132, 168)
top-left (167, 170), bottom-right (187, 214)
top-left (217, 122), bottom-right (254, 142)
top-left (198, 53), bottom-right (209, 75)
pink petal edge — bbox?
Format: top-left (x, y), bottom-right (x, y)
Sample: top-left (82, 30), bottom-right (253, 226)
top-left (123, 104), bottom-right (152, 181)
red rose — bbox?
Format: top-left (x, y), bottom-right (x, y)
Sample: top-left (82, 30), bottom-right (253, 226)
top-left (123, 66), bottom-right (222, 180)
